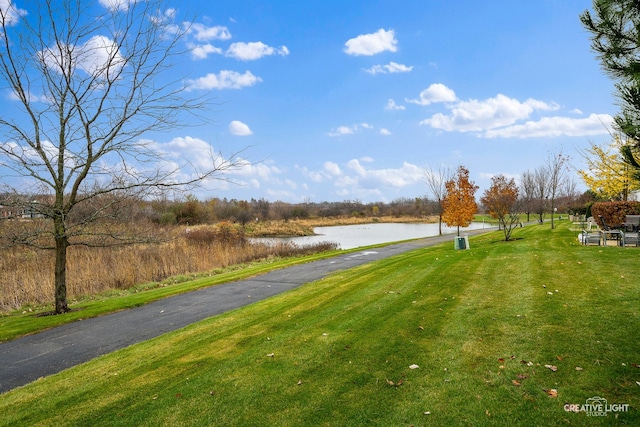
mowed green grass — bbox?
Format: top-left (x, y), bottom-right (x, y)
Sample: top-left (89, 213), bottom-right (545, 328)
top-left (1, 221), bottom-right (638, 426)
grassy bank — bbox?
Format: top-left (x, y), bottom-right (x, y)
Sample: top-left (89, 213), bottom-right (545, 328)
top-left (1, 221), bottom-right (638, 426)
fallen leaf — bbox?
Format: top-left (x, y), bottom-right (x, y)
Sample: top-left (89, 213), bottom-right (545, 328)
top-left (386, 379), bottom-right (395, 386)
top-left (545, 388), bottom-right (558, 398)
top-left (556, 356), bottom-right (564, 361)
top-left (544, 364), bottom-right (558, 372)
top-left (486, 409), bottom-right (491, 417)
top-left (575, 367), bottom-right (583, 371)
top-left (409, 364), bottom-right (419, 369)
top-left (418, 326), bottom-right (424, 330)
top-left (631, 363), bottom-right (639, 368)
top-left (517, 374), bottom-right (529, 379)
top-left (512, 380), bottom-right (521, 386)
top-left (297, 380), bottom-right (303, 385)
top-left (267, 353), bottom-right (275, 357)
top-left (547, 292), bottom-right (554, 295)
top-left (636, 381), bottom-right (640, 387)
top-left (498, 358), bottom-right (505, 363)
top-left (499, 365), bottom-right (505, 370)
top-left (423, 411), bottom-right (431, 415)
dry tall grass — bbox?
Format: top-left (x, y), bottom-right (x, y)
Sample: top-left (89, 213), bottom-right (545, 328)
top-left (0, 223), bottom-right (337, 312)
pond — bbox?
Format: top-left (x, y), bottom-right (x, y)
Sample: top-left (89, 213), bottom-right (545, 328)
top-left (255, 221), bottom-right (492, 250)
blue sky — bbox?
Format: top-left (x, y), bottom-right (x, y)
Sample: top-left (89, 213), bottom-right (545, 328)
top-left (2, 0), bottom-right (618, 203)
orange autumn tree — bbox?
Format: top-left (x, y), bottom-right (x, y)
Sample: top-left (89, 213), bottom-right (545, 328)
top-left (481, 174), bottom-right (520, 241)
top-left (442, 166), bottom-right (479, 236)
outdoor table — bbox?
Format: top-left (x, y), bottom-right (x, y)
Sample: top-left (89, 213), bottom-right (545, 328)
top-left (601, 229), bottom-right (624, 246)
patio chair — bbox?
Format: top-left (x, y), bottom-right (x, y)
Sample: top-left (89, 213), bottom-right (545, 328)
top-left (599, 215), bottom-right (623, 246)
top-left (622, 231), bottom-right (640, 247)
top-left (581, 230), bottom-right (601, 245)
top-left (624, 215), bottom-right (640, 232)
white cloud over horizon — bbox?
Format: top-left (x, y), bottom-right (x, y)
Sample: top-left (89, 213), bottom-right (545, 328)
top-left (412, 86), bottom-right (609, 139)
top-left (483, 113), bottom-right (614, 138)
top-left (300, 158), bottom-right (424, 198)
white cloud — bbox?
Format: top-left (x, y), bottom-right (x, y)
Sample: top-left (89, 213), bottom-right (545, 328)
top-left (186, 70), bottom-right (262, 90)
top-left (328, 123), bottom-right (373, 137)
top-left (78, 35), bottom-right (125, 78)
top-left (229, 120), bottom-right (253, 136)
top-left (483, 113), bottom-right (614, 138)
top-left (188, 43), bottom-right (223, 60)
top-left (189, 23), bottom-right (232, 41)
top-left (324, 161), bottom-right (342, 176)
top-left (8, 90), bottom-right (49, 104)
top-left (226, 42), bottom-right (289, 60)
top-left (231, 159), bottom-right (280, 181)
top-left (303, 159), bottom-right (423, 196)
top-left (407, 83), bottom-right (457, 106)
top-left (414, 86), bottom-right (610, 138)
top-left (0, 0), bottom-right (26, 24)
top-left (420, 94), bottom-right (559, 132)
top-left (39, 35), bottom-right (124, 83)
top-left (328, 126), bottom-right (354, 137)
top-left (385, 99), bottom-right (405, 111)
top-left (344, 28), bottom-right (398, 56)
top-left (343, 159), bottom-right (424, 189)
top-left (365, 61), bottom-right (413, 75)
top-left (380, 128), bottom-right (392, 135)
top-left (98, 0), bottom-right (131, 12)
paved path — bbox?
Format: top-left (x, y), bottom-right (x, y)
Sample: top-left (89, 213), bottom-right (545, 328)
top-left (0, 228), bottom-right (496, 394)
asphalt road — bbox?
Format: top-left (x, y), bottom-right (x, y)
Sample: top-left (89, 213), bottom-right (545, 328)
top-left (0, 228), bottom-right (496, 394)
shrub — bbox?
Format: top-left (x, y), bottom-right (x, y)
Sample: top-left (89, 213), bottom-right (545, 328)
top-left (591, 201), bottom-right (640, 227)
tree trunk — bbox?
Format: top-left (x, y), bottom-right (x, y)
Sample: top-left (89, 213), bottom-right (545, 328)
top-left (54, 223), bottom-right (70, 314)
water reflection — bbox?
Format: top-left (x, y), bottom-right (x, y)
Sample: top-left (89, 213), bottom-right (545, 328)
top-left (255, 222), bottom-right (490, 250)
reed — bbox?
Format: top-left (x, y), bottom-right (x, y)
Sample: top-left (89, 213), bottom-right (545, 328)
top-left (0, 223), bottom-right (337, 312)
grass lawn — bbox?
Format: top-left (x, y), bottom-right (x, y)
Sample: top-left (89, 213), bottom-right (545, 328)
top-left (0, 221), bottom-right (638, 426)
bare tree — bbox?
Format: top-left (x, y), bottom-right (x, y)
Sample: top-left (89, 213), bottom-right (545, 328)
top-left (0, 0), bottom-right (242, 313)
top-left (533, 166), bottom-right (550, 224)
top-left (424, 165), bottom-right (453, 235)
top-left (519, 170), bottom-right (537, 222)
top-left (546, 152), bottom-right (568, 229)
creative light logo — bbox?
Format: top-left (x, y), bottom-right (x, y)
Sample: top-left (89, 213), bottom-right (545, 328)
top-left (564, 396), bottom-right (630, 417)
